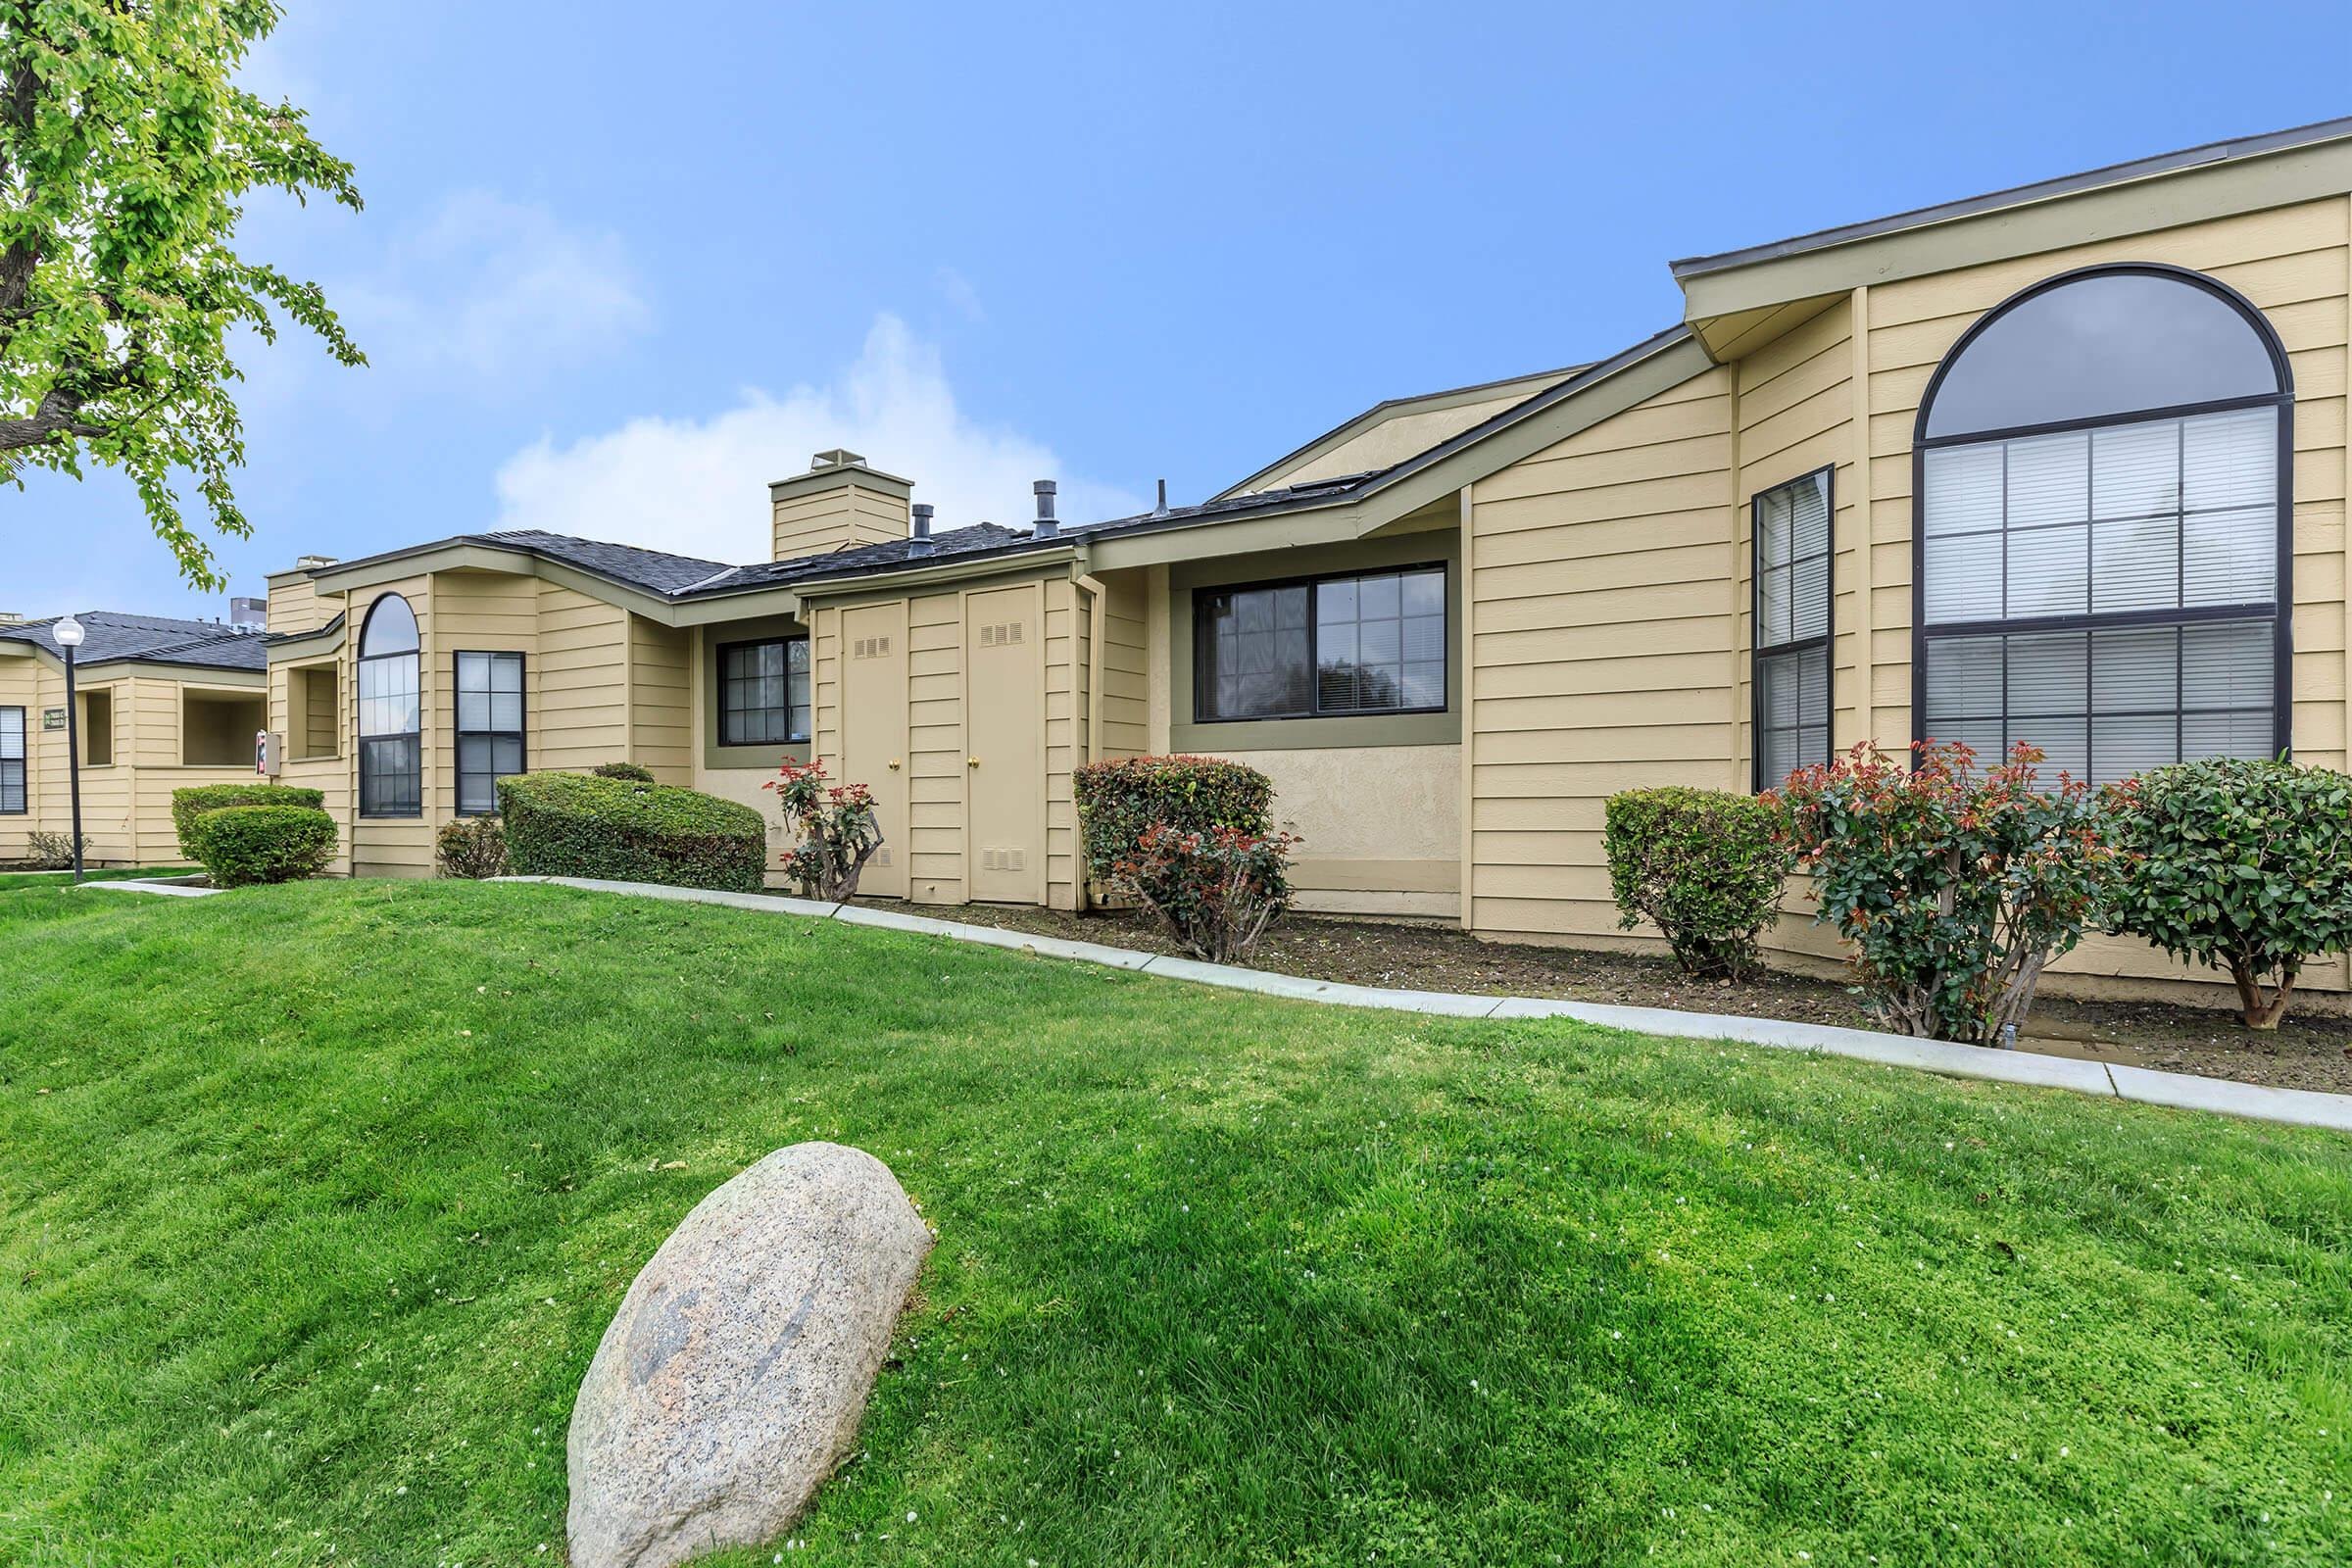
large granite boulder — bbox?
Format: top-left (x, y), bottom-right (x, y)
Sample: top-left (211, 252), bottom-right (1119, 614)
top-left (567, 1142), bottom-right (933, 1568)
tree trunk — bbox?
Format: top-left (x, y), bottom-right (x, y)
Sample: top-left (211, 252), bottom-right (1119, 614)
top-left (2229, 956), bottom-right (2294, 1030)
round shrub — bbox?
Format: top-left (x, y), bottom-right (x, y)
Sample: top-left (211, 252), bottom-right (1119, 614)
top-left (592, 760), bottom-right (655, 783)
top-left (1775, 742), bottom-right (2118, 1044)
top-left (498, 770), bottom-right (764, 893)
top-left (183, 804), bottom-right (338, 887)
top-left (171, 782), bottom-right (324, 860)
top-left (1112, 822), bottom-right (1298, 963)
top-left (1603, 787), bottom-right (1790, 979)
top-left (1074, 755), bottom-right (1278, 887)
top-left (2103, 757), bottom-right (2352, 1029)
top-left (435, 815), bottom-right (511, 879)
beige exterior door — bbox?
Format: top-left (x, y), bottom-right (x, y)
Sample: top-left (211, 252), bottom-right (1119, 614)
top-left (964, 583), bottom-right (1044, 903)
top-left (840, 602), bottom-right (909, 899)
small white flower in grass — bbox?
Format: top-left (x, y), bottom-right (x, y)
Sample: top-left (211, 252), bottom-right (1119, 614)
top-left (1611, 1330), bottom-right (1623, 1341)
top-left (907, 1510), bottom-right (918, 1523)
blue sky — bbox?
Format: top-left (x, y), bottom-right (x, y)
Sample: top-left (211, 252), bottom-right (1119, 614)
top-left (16, 0), bottom-right (2352, 616)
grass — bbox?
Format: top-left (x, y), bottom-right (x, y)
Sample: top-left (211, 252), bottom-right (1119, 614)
top-left (0, 864), bottom-right (192, 891)
top-left (0, 878), bottom-right (2346, 1567)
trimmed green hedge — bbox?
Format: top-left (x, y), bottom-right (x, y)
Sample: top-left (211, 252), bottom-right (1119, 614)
top-left (497, 770), bottom-right (765, 893)
top-left (2102, 757), bottom-right (2352, 1028)
top-left (1603, 787), bottom-right (1792, 980)
top-left (1074, 755), bottom-right (1278, 884)
top-left (172, 783), bottom-right (325, 860)
top-left (183, 805), bottom-right (338, 887)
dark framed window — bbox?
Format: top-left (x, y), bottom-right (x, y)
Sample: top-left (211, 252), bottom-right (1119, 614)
top-left (454, 651), bottom-right (525, 815)
top-left (1914, 265), bottom-right (2292, 783)
top-left (357, 592), bottom-right (421, 817)
top-left (0, 707), bottom-right (23, 814)
top-left (1753, 467), bottom-right (1833, 788)
top-left (1195, 564), bottom-right (1446, 722)
top-left (719, 636), bottom-right (810, 746)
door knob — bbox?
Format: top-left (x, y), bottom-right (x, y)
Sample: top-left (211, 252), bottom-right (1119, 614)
top-left (887, 759), bottom-right (901, 770)
top-left (967, 757), bottom-right (980, 768)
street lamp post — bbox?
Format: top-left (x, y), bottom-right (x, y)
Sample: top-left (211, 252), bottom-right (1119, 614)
top-left (54, 614), bottom-right (85, 883)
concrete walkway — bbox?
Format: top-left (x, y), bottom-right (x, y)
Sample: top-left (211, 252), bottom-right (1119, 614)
top-left (498, 876), bottom-right (2352, 1135)
top-left (74, 875), bottom-right (218, 899)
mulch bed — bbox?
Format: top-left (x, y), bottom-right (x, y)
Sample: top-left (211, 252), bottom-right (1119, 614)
top-left (907, 901), bottom-right (2352, 1098)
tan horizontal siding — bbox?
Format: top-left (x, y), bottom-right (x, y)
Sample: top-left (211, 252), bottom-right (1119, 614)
top-left (1463, 364), bottom-right (1737, 940)
top-left (628, 615), bottom-right (692, 784)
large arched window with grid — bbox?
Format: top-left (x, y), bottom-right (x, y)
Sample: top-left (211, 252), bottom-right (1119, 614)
top-left (357, 592), bottom-right (421, 817)
top-left (1913, 264), bottom-right (2291, 782)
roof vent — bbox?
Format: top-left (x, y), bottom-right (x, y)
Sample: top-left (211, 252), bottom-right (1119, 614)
top-left (908, 502), bottom-right (936, 557)
top-left (0, 612), bottom-right (23, 626)
top-left (1032, 478), bottom-right (1058, 539)
top-left (809, 448), bottom-right (865, 470)
top-left (229, 596), bottom-right (267, 632)
top-left (1153, 478), bottom-right (1169, 517)
top-left (295, 554), bottom-right (337, 570)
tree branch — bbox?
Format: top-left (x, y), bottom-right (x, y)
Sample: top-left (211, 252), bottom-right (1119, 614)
top-left (0, 384), bottom-right (114, 454)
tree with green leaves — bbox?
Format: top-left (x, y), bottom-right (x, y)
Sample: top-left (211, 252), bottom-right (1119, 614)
top-left (1, 0), bottom-right (363, 589)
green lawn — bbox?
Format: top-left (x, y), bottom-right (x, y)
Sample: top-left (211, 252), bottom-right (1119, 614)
top-left (0, 880), bottom-right (2345, 1566)
top-left (0, 863), bottom-right (192, 891)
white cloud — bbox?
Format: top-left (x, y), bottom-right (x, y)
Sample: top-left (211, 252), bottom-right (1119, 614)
top-left (491, 315), bottom-right (1145, 564)
top-left (337, 190), bottom-right (649, 379)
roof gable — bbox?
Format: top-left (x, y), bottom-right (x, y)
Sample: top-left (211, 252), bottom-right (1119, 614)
top-left (1672, 114), bottom-right (2352, 326)
top-left (1213, 365), bottom-right (1587, 502)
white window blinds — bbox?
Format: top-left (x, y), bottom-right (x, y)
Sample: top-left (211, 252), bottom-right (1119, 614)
top-left (1754, 469), bottom-right (1833, 787)
top-left (1921, 405), bottom-right (2279, 782)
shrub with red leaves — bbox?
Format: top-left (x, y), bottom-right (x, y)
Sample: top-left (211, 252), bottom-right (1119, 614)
top-left (1770, 740), bottom-right (2120, 1045)
top-left (763, 758), bottom-right (883, 901)
top-left (1112, 822), bottom-right (1298, 963)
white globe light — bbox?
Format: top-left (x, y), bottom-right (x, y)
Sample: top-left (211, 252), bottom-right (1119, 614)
top-left (54, 614), bottom-right (84, 649)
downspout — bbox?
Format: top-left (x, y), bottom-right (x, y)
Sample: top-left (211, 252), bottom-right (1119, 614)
top-left (1073, 553), bottom-right (1108, 912)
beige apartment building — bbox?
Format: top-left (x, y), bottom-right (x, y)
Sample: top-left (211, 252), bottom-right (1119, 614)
top-left (18, 117), bottom-right (2352, 1006)
top-left (0, 611), bottom-right (269, 864)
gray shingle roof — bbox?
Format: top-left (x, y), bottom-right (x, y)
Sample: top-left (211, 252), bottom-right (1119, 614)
top-left (473, 530), bottom-right (739, 594)
top-left (305, 521), bottom-right (1052, 602)
top-left (0, 611), bottom-right (269, 672)
top-left (691, 523), bottom-right (1033, 593)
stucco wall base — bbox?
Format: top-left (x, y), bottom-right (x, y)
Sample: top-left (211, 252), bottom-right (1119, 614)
top-left (1297, 888), bottom-right (1459, 919)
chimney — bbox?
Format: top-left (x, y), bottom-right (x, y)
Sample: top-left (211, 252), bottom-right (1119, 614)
top-left (0, 612), bottom-right (24, 626)
top-left (1032, 478), bottom-right (1058, 539)
top-left (229, 596), bottom-right (267, 633)
top-left (908, 502), bottom-right (936, 557)
top-left (767, 449), bottom-right (912, 563)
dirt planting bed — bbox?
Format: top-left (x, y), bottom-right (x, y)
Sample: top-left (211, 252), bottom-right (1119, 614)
top-left (913, 901), bottom-right (2352, 1096)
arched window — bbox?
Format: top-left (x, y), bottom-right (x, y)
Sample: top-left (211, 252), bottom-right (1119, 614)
top-left (1914, 265), bottom-right (2290, 782)
top-left (358, 592), bottom-right (421, 816)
